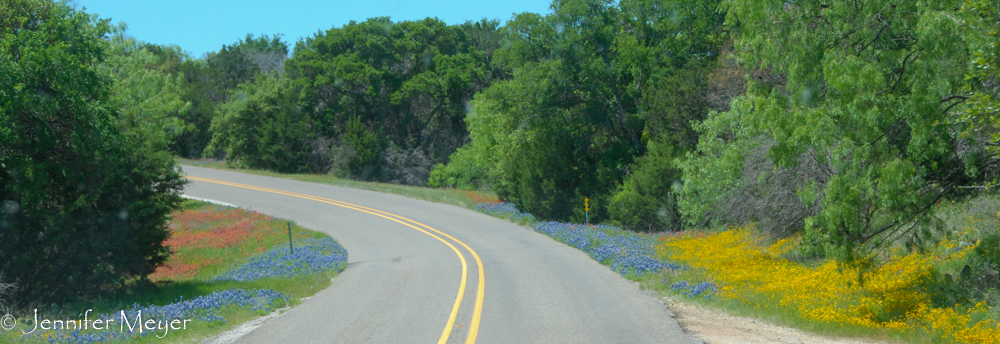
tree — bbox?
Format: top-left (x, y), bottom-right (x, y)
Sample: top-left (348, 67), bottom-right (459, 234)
top-left (436, 0), bottom-right (727, 223)
top-left (286, 17), bottom-right (495, 180)
top-left (168, 34), bottom-right (288, 158)
top-left (954, 0), bottom-right (1000, 160)
top-left (206, 74), bottom-right (312, 172)
top-left (0, 0), bottom-right (184, 305)
top-left (608, 133), bottom-right (684, 231)
top-left (680, 0), bottom-right (999, 264)
top-left (207, 34), bottom-right (289, 93)
top-left (102, 24), bottom-right (190, 153)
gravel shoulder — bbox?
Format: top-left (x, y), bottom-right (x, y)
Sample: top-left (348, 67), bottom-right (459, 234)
top-left (663, 298), bottom-right (894, 344)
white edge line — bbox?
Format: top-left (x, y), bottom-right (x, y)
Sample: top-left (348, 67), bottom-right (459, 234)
top-left (181, 194), bottom-right (239, 208)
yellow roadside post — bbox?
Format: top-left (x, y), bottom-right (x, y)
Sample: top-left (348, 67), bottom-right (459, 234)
top-left (585, 197), bottom-right (589, 225)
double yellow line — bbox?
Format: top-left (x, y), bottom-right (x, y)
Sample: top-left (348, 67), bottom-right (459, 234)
top-left (185, 176), bottom-right (485, 344)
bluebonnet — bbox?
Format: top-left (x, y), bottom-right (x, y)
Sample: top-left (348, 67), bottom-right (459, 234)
top-left (532, 221), bottom-right (685, 277)
top-left (669, 280), bottom-right (716, 299)
top-left (213, 238), bottom-right (348, 282)
top-left (19, 237), bottom-right (349, 343)
top-left (476, 199), bottom-right (688, 277)
top-left (475, 202), bottom-right (535, 223)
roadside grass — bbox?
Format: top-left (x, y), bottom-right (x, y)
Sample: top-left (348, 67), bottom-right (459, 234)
top-left (0, 200), bottom-right (346, 344)
top-left (177, 158), bottom-right (499, 209)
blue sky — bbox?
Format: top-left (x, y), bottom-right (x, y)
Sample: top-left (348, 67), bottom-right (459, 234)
top-left (75, 0), bottom-right (553, 58)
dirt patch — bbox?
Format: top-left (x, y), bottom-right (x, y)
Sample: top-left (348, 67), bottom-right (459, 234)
top-left (662, 297), bottom-right (893, 344)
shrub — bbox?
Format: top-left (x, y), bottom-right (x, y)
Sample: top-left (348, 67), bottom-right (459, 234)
top-left (608, 134), bottom-right (684, 232)
top-left (380, 144), bottom-right (433, 186)
top-left (206, 74), bottom-right (312, 173)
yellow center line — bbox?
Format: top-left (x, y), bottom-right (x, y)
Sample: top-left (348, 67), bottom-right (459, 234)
top-left (185, 175), bottom-right (485, 344)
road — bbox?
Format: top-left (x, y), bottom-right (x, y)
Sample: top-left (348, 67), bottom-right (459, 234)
top-left (181, 165), bottom-right (698, 344)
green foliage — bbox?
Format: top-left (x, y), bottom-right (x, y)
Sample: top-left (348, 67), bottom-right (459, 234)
top-left (975, 233), bottom-right (1000, 273)
top-left (286, 17), bottom-right (496, 177)
top-left (952, 0), bottom-right (1000, 161)
top-left (207, 34), bottom-right (288, 92)
top-left (439, 0), bottom-right (727, 222)
top-left (0, 0), bottom-right (184, 305)
top-left (102, 24), bottom-right (190, 152)
top-left (681, 0), bottom-right (999, 263)
top-left (169, 34), bottom-right (288, 158)
top-left (427, 144), bottom-right (488, 190)
top-left (206, 74), bottom-right (311, 173)
top-left (342, 114), bottom-right (381, 178)
top-left (609, 134), bottom-right (683, 232)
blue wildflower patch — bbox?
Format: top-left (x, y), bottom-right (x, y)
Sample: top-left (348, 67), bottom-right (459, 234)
top-left (533, 221), bottom-right (685, 277)
top-left (669, 280), bottom-right (716, 299)
top-left (475, 202), bottom-right (535, 224)
top-left (213, 237), bottom-right (348, 282)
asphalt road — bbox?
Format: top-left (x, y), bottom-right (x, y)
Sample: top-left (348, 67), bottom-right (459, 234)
top-left (181, 165), bottom-right (698, 344)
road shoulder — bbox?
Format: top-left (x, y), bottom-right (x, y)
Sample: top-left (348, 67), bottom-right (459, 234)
top-left (662, 297), bottom-right (893, 344)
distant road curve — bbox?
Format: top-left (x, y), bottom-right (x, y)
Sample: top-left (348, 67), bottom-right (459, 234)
top-left (182, 165), bottom-right (699, 344)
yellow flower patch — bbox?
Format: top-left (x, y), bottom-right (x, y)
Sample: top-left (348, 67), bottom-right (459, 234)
top-left (657, 227), bottom-right (1000, 343)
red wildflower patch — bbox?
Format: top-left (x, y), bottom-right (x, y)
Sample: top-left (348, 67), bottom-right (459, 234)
top-left (165, 219), bottom-right (269, 250)
top-left (151, 203), bottom-right (309, 282)
top-left (463, 190), bottom-right (500, 204)
top-left (150, 257), bottom-right (222, 281)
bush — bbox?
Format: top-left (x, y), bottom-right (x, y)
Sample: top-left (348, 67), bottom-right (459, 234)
top-left (428, 145), bottom-right (488, 190)
top-left (307, 136), bottom-right (357, 177)
top-left (206, 74), bottom-right (312, 173)
top-left (0, 0), bottom-right (184, 305)
top-left (609, 134), bottom-right (683, 232)
top-left (380, 144), bottom-right (433, 186)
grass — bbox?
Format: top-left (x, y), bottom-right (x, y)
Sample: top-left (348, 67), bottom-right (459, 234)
top-left (0, 200), bottom-right (347, 344)
top-left (177, 158), bottom-right (499, 210)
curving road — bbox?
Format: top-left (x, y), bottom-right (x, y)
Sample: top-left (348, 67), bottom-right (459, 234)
top-left (182, 165), bottom-right (699, 344)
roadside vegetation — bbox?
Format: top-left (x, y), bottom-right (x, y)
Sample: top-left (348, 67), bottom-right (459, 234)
top-left (0, 200), bottom-right (347, 344)
top-left (475, 200), bottom-right (1000, 343)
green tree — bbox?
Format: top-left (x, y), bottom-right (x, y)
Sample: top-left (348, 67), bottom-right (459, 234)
top-left (953, 0), bottom-right (1000, 160)
top-left (681, 0), bottom-right (998, 263)
top-left (608, 133), bottom-right (684, 231)
top-left (437, 0), bottom-right (726, 223)
top-left (0, 0), bottom-right (184, 304)
top-left (206, 74), bottom-right (312, 172)
top-left (168, 34), bottom-right (288, 158)
top-left (286, 17), bottom-right (495, 180)
top-left (102, 24), bottom-right (190, 152)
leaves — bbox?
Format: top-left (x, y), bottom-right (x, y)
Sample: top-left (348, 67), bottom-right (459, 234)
top-left (1, 0), bottom-right (184, 305)
top-left (682, 0), bottom-right (1000, 263)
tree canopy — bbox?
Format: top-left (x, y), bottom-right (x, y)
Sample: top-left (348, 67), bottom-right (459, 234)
top-left (679, 0), bottom-right (1000, 263)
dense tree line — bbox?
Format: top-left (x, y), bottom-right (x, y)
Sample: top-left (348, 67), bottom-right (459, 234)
top-left (127, 0), bottom-right (1000, 264)
top-left (431, 0), bottom-right (1000, 267)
